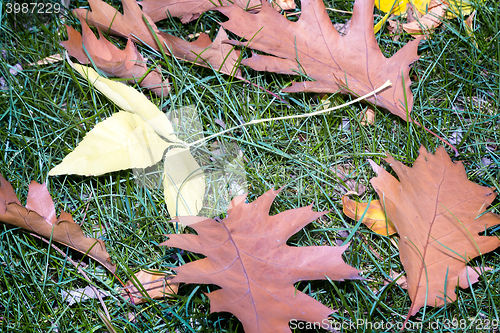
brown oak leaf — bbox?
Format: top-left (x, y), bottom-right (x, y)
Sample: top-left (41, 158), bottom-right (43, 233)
top-left (369, 146), bottom-right (500, 317)
top-left (138, 0), bottom-right (295, 24)
top-left (61, 19), bottom-right (169, 96)
top-left (218, 0), bottom-right (422, 120)
top-left (0, 175), bottom-right (116, 272)
top-left (73, 0), bottom-right (241, 77)
top-left (162, 189), bottom-right (362, 333)
top-left (138, 0), bottom-right (261, 23)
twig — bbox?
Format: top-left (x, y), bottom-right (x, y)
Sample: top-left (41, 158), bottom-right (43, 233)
top-left (186, 80), bottom-right (392, 148)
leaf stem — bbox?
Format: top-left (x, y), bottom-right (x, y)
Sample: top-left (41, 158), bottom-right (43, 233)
top-left (186, 80), bottom-right (392, 148)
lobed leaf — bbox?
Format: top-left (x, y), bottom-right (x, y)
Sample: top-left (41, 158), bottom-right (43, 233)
top-left (0, 175), bottom-right (116, 272)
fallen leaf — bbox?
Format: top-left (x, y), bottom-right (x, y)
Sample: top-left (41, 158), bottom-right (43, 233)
top-left (162, 189), bottom-right (363, 333)
top-left (368, 146), bottom-right (500, 316)
top-left (446, 0), bottom-right (482, 18)
top-left (66, 63), bottom-right (178, 141)
top-left (73, 0), bottom-right (241, 77)
top-left (464, 10), bottom-right (477, 47)
top-left (331, 165), bottom-right (366, 196)
top-left (402, 0), bottom-right (446, 35)
top-left (219, 0), bottom-right (422, 121)
top-left (342, 195), bottom-right (397, 236)
top-left (61, 20), bottom-right (169, 96)
top-left (383, 270), bottom-right (408, 289)
top-left (359, 107), bottom-right (375, 125)
top-left (28, 53), bottom-right (63, 66)
top-left (163, 148), bottom-right (205, 216)
top-left (62, 286), bottom-right (111, 305)
top-left (50, 64), bottom-right (205, 217)
top-left (138, 0), bottom-right (296, 23)
top-left (166, 105), bottom-right (248, 218)
top-left (138, 0), bottom-right (262, 23)
top-left (49, 111), bottom-right (174, 176)
top-left (374, 0), bottom-right (430, 16)
top-left (123, 270), bottom-right (178, 304)
top-left (0, 175), bottom-right (116, 272)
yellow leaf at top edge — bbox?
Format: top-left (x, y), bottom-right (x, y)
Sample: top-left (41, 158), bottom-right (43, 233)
top-left (446, 0), bottom-right (481, 18)
top-left (375, 0), bottom-right (430, 15)
top-left (341, 195), bottom-right (397, 236)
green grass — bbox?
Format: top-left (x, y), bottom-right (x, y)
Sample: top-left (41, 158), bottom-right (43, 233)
top-left (1, 0), bottom-right (499, 332)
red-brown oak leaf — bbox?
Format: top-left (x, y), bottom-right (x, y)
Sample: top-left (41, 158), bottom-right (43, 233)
top-left (138, 0), bottom-right (295, 24)
top-left (0, 175), bottom-right (116, 273)
top-left (61, 19), bottom-right (169, 96)
top-left (369, 146), bottom-right (500, 316)
top-left (138, 0), bottom-right (261, 23)
top-left (162, 189), bottom-right (362, 333)
top-left (74, 0), bottom-right (241, 77)
top-left (218, 0), bottom-right (422, 120)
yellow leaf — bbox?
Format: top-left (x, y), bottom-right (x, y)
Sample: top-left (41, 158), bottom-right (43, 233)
top-left (374, 0), bottom-right (433, 34)
top-left (402, 0), bottom-right (446, 35)
top-left (71, 63), bottom-right (179, 142)
top-left (446, 0), bottom-right (481, 18)
top-left (49, 112), bottom-right (174, 176)
top-left (341, 195), bottom-right (397, 236)
top-left (374, 0), bottom-right (430, 16)
top-left (163, 148), bottom-right (205, 216)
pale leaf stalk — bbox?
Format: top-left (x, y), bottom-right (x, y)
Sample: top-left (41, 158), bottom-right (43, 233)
top-left (186, 80), bottom-right (392, 148)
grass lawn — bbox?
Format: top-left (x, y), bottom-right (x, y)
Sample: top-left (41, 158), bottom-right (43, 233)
top-left (1, 0), bottom-right (499, 332)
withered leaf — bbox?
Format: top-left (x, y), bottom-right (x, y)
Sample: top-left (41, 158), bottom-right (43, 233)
top-left (342, 195), bottom-right (397, 236)
top-left (0, 175), bottom-right (116, 272)
top-left (138, 0), bottom-right (295, 24)
top-left (162, 189), bottom-right (362, 333)
top-left (402, 0), bottom-right (446, 35)
top-left (123, 270), bottom-right (178, 304)
top-left (61, 19), bottom-right (169, 96)
top-left (74, 0), bottom-right (241, 77)
top-left (369, 146), bottom-right (500, 316)
top-left (139, 0), bottom-right (262, 23)
top-left (218, 0), bottom-right (422, 120)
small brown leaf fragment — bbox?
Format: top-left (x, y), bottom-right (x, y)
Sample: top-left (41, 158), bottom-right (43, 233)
top-left (403, 0), bottom-right (446, 35)
top-left (0, 175), bottom-right (116, 272)
top-left (124, 270), bottom-right (178, 305)
top-left (74, 0), bottom-right (241, 77)
top-left (369, 146), bottom-right (500, 316)
top-left (383, 270), bottom-right (407, 290)
top-left (162, 189), bottom-right (363, 333)
top-left (359, 107), bottom-right (375, 125)
top-left (61, 19), bottom-right (169, 96)
top-left (218, 0), bottom-right (422, 120)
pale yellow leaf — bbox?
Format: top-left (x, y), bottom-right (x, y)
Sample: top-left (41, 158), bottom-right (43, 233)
top-left (374, 0), bottom-right (430, 16)
top-left (163, 148), bottom-right (205, 216)
top-left (49, 112), bottom-right (174, 176)
top-left (446, 0), bottom-right (482, 18)
top-left (70, 63), bottom-right (178, 142)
